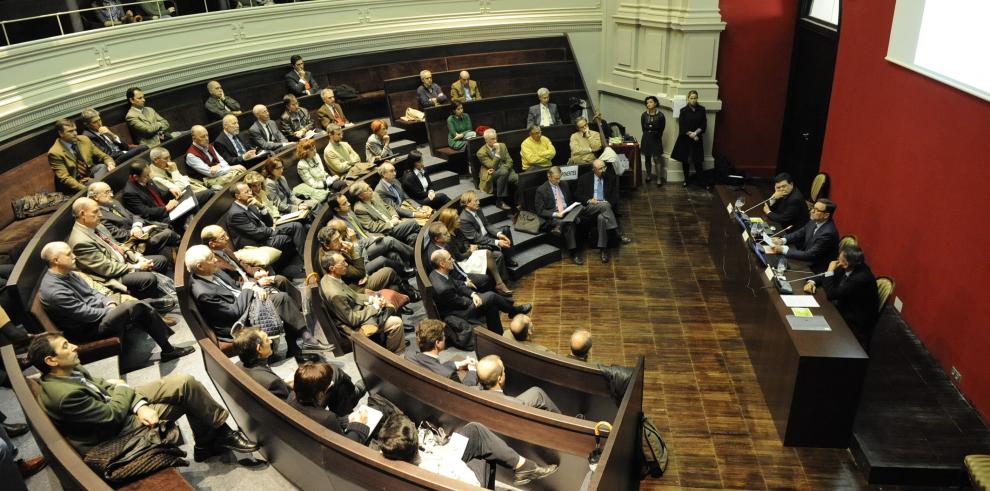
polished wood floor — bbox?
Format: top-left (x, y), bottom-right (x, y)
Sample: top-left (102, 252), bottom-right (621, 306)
top-left (508, 184), bottom-right (924, 490)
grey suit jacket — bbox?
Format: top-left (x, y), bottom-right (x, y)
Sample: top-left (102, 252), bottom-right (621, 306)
top-left (248, 120), bottom-right (289, 151)
top-left (527, 103), bottom-right (562, 127)
top-left (205, 95), bottom-right (241, 120)
top-left (375, 178), bottom-right (417, 218)
top-left (459, 208), bottom-right (498, 249)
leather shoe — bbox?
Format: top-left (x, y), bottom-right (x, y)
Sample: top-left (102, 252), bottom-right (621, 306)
top-left (515, 303), bottom-right (533, 315)
top-left (399, 306), bottom-right (414, 316)
top-left (514, 462), bottom-right (558, 486)
top-left (3, 422), bottom-right (30, 438)
top-left (302, 339), bottom-right (332, 351)
top-left (550, 226), bottom-right (562, 237)
top-left (495, 285), bottom-right (514, 297)
top-left (194, 427), bottom-right (259, 462)
top-left (160, 345), bottom-right (195, 362)
top-left (620, 235), bottom-right (633, 244)
top-left (161, 315), bottom-right (178, 326)
top-left (17, 456), bottom-right (47, 478)
top-left (571, 253), bottom-right (585, 265)
top-left (295, 353), bottom-right (323, 364)
top-left (600, 249), bottom-right (610, 263)
top-left (497, 201), bottom-right (512, 210)
top-left (506, 259), bottom-right (519, 268)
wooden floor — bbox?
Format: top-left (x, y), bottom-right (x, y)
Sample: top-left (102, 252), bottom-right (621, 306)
top-left (508, 184), bottom-right (937, 490)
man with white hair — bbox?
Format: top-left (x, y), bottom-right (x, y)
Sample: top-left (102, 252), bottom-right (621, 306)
top-left (87, 181), bottom-right (179, 258)
top-left (450, 70), bottom-right (481, 103)
top-left (320, 252), bottom-right (405, 354)
top-left (416, 70), bottom-right (448, 109)
top-left (476, 128), bottom-right (518, 209)
top-left (526, 87), bottom-right (562, 128)
top-left (212, 114), bottom-right (260, 170)
top-left (317, 88), bottom-right (350, 130)
top-left (186, 125), bottom-right (246, 188)
top-left (248, 104), bottom-right (291, 151)
top-left (374, 163), bottom-right (432, 221)
top-left (429, 249), bottom-right (531, 335)
top-left (148, 146), bottom-right (211, 194)
top-left (204, 80), bottom-right (242, 120)
top-left (79, 107), bottom-right (147, 163)
top-left (38, 241), bottom-right (194, 362)
top-left (351, 181), bottom-right (421, 247)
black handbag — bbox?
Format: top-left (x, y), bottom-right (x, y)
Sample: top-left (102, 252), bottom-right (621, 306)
top-left (513, 210), bottom-right (543, 234)
top-left (83, 420), bottom-right (187, 485)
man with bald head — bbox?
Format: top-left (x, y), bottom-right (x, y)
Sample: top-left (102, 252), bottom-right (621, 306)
top-left (568, 329), bottom-right (592, 362)
top-left (502, 314), bottom-right (550, 352)
top-left (375, 162), bottom-right (432, 221)
top-left (416, 70), bottom-right (448, 109)
top-left (248, 104), bottom-right (291, 151)
top-left (87, 181), bottom-right (178, 257)
top-left (186, 125), bottom-right (246, 187)
top-left (201, 224), bottom-right (292, 294)
top-left (476, 355), bottom-right (560, 413)
top-left (317, 88), bottom-right (350, 130)
top-left (450, 70), bottom-right (481, 103)
top-left (204, 80), bottom-right (242, 120)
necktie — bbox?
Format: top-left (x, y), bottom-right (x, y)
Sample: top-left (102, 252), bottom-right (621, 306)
top-left (95, 228), bottom-right (127, 259)
top-left (463, 83), bottom-right (473, 102)
top-left (231, 134), bottom-right (246, 155)
top-left (553, 185), bottom-right (565, 213)
top-left (347, 213), bottom-right (368, 239)
top-left (387, 182), bottom-right (400, 202)
top-left (262, 123), bottom-right (273, 142)
top-left (471, 211), bottom-right (485, 232)
top-left (110, 204), bottom-right (124, 218)
top-left (594, 176), bottom-right (604, 201)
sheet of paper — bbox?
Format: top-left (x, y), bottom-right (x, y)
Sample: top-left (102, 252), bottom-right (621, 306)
top-left (726, 203), bottom-right (733, 215)
top-left (741, 231), bottom-right (750, 242)
top-left (786, 315), bottom-right (831, 331)
top-left (764, 266), bottom-right (775, 281)
top-left (562, 201), bottom-right (581, 214)
top-left (749, 217), bottom-right (764, 223)
top-left (352, 405), bottom-right (384, 441)
top-left (168, 196), bottom-right (197, 222)
top-left (780, 295), bottom-right (820, 308)
top-left (791, 307), bottom-right (813, 317)
top-left (445, 432), bottom-right (470, 458)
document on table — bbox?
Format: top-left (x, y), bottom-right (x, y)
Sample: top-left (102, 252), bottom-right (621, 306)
top-left (352, 405), bottom-right (384, 442)
top-left (780, 295), bottom-right (820, 308)
top-left (786, 315), bottom-right (831, 331)
top-left (560, 203), bottom-right (584, 223)
top-left (168, 195), bottom-right (197, 222)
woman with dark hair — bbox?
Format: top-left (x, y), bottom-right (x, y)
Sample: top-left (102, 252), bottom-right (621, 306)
top-left (670, 90), bottom-right (707, 187)
top-left (288, 362), bottom-right (370, 443)
top-left (640, 95), bottom-right (666, 186)
top-left (365, 120), bottom-right (394, 162)
top-left (261, 157), bottom-right (318, 214)
top-left (446, 102), bottom-right (474, 151)
top-left (294, 138), bottom-right (338, 202)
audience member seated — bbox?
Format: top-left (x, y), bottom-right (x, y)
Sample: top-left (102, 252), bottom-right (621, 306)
top-left (27, 333), bottom-right (259, 461)
top-left (125, 87), bottom-right (170, 147)
top-left (92, 0), bottom-right (137, 26)
top-left (39, 242), bottom-right (193, 362)
top-left (376, 163), bottom-right (432, 223)
top-left (262, 157), bottom-right (319, 213)
top-left (326, 200), bottom-right (415, 266)
top-left (458, 192), bottom-right (517, 269)
top-left (141, 0), bottom-right (175, 18)
top-left (48, 118), bottom-right (115, 194)
top-left (204, 80), bottom-right (242, 120)
top-left (68, 198), bottom-right (170, 298)
top-left (225, 183), bottom-right (307, 270)
top-left (149, 147), bottom-right (213, 195)
top-left (317, 89), bottom-right (351, 130)
top-left (536, 166), bottom-right (621, 264)
top-left (201, 224), bottom-right (292, 293)
top-left (285, 55), bottom-right (319, 97)
top-left (520, 124), bottom-right (556, 171)
top-left (406, 319), bottom-right (478, 385)
top-left (243, 171), bottom-right (285, 221)
top-left (447, 102), bottom-right (474, 152)
top-left (526, 87), bottom-right (562, 128)
top-left (502, 314), bottom-right (550, 352)
top-left (431, 215), bottom-right (510, 295)
top-left (429, 250), bottom-right (530, 334)
top-left (417, 70), bottom-right (449, 109)
top-left (351, 181), bottom-right (420, 246)
top-left (575, 159), bottom-right (633, 263)
top-left (768, 198), bottom-right (839, 273)
top-left (188, 124), bottom-right (248, 188)
top-left (121, 162), bottom-right (182, 225)
top-left (317, 227), bottom-right (415, 301)
top-left (476, 128), bottom-right (518, 209)
top-left (233, 327), bottom-right (292, 398)
top-left (279, 94), bottom-right (321, 141)
top-left (0, 415), bottom-right (46, 490)
top-left (288, 362), bottom-right (370, 443)
top-left (378, 414), bottom-right (557, 486)
top-left (88, 182), bottom-right (179, 258)
top-left (568, 328), bottom-right (592, 362)
top-left (450, 70), bottom-right (481, 103)
top-left (319, 252), bottom-right (405, 354)
top-left (79, 108), bottom-right (146, 163)
top-left (568, 116), bottom-right (602, 164)
top-left (804, 244), bottom-right (879, 351)
top-left (213, 115), bottom-right (260, 171)
top-left (401, 150), bottom-right (450, 209)
top-left (476, 354), bottom-right (560, 413)
top-left (186, 245), bottom-right (328, 362)
top-left (249, 105), bottom-right (292, 152)
top-left (763, 172), bottom-right (809, 230)
top-left (294, 138), bottom-right (340, 203)
top-left (323, 124), bottom-right (373, 181)
top-left (365, 120), bottom-right (395, 163)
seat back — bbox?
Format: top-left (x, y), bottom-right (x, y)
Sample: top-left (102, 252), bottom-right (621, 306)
top-left (877, 276), bottom-right (896, 313)
top-left (838, 234), bottom-right (858, 252)
top-left (809, 171), bottom-right (829, 203)
top-left (29, 287), bottom-right (121, 365)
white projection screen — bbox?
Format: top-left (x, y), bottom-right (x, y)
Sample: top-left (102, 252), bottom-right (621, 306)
top-left (887, 0), bottom-right (990, 102)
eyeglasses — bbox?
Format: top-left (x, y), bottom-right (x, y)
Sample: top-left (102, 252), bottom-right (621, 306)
top-left (812, 207), bottom-right (827, 213)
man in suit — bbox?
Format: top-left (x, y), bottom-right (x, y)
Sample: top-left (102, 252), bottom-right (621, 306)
top-left (68, 198), bottom-right (169, 299)
top-left (28, 332), bottom-right (258, 460)
top-left (78, 108), bottom-right (146, 163)
top-left (225, 182), bottom-right (307, 265)
top-left (425, 222), bottom-right (497, 294)
top-left (121, 162), bottom-right (180, 224)
top-left (249, 104), bottom-right (292, 152)
top-left (188, 124), bottom-right (248, 187)
top-left (185, 245), bottom-right (329, 361)
top-left (568, 117), bottom-right (602, 164)
top-left (325, 206), bottom-right (415, 269)
top-left (38, 242), bottom-right (193, 362)
top-left (520, 124), bottom-right (556, 171)
top-left (763, 172), bottom-right (810, 229)
top-left (476, 354), bottom-right (560, 413)
top-left (124, 87), bottom-right (170, 147)
top-left (459, 191), bottom-right (517, 272)
top-left (534, 166), bottom-right (584, 264)
top-left (233, 327), bottom-right (292, 399)
top-left (285, 55), bottom-right (319, 97)
top-left (429, 250), bottom-right (531, 334)
top-left (201, 224), bottom-right (294, 295)
top-left (526, 87), bottom-right (562, 128)
top-left (279, 94), bottom-right (321, 141)
top-left (502, 314), bottom-right (551, 353)
top-left (87, 182), bottom-right (179, 258)
top-left (204, 80), bottom-right (242, 120)
top-left (449, 70), bottom-right (481, 103)
top-left (405, 319), bottom-right (478, 385)
top-left (47, 118), bottom-right (115, 194)
top-left (316, 226), bottom-right (414, 301)
top-left (806, 244), bottom-right (880, 351)
top-left (323, 124), bottom-right (371, 180)
top-left (319, 252), bottom-right (405, 354)
top-left (416, 70), bottom-right (448, 109)
top-left (400, 150), bottom-right (450, 209)
top-left (769, 198), bottom-right (840, 273)
top-left (476, 129), bottom-right (518, 209)
top-left (148, 146), bottom-right (212, 194)
top-left (213, 115), bottom-right (261, 167)
top-left (575, 160), bottom-right (633, 263)
top-left (317, 89), bottom-right (350, 130)
top-left (351, 181), bottom-right (421, 246)
top-left (375, 162), bottom-right (432, 221)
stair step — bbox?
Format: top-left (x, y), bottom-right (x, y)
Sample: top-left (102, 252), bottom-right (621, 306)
top-left (391, 139), bottom-right (418, 155)
top-left (492, 219), bottom-right (545, 250)
top-left (481, 204), bottom-right (509, 224)
top-left (436, 179), bottom-right (490, 202)
top-left (430, 170), bottom-right (459, 189)
top-left (507, 243), bottom-right (561, 280)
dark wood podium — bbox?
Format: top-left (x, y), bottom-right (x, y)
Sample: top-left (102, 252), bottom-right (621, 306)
top-left (708, 185), bottom-right (867, 447)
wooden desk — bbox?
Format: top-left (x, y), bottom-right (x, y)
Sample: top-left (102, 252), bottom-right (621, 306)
top-left (708, 185), bottom-right (867, 447)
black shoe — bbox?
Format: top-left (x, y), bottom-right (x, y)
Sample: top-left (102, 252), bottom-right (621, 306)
top-left (571, 253), bottom-right (585, 265)
top-left (194, 427), bottom-right (259, 462)
top-left (294, 353), bottom-right (323, 364)
top-left (399, 306), bottom-right (414, 316)
top-left (600, 249), bottom-right (610, 263)
top-left (514, 462), bottom-right (558, 486)
top-left (620, 235), bottom-right (633, 244)
top-left (302, 339), bottom-right (332, 351)
top-left (3, 422), bottom-right (29, 438)
top-left (682, 180), bottom-right (689, 187)
top-left (160, 345), bottom-right (195, 362)
top-left (506, 259), bottom-right (519, 268)
top-left (402, 286), bottom-right (421, 302)
top-left (515, 303), bottom-right (533, 315)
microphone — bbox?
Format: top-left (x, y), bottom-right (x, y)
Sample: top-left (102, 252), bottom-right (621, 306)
top-left (768, 225), bottom-right (792, 238)
top-left (743, 197), bottom-right (773, 214)
top-left (763, 272), bottom-right (826, 291)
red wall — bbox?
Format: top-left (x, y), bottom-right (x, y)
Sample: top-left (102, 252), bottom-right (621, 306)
top-left (820, 0), bottom-right (990, 418)
top-left (714, 1), bottom-right (797, 176)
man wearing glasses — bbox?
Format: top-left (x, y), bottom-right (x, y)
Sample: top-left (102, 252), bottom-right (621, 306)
top-left (767, 198), bottom-right (839, 274)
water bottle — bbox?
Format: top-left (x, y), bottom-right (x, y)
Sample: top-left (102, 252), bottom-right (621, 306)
top-left (735, 196), bottom-right (745, 210)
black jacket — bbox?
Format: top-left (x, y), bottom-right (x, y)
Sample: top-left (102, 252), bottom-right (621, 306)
top-left (459, 208), bottom-right (499, 249)
top-left (429, 269), bottom-right (475, 317)
top-left (81, 128), bottom-right (128, 160)
top-left (767, 187), bottom-right (809, 229)
top-left (400, 169), bottom-right (435, 203)
top-left (121, 178), bottom-right (171, 222)
top-left (405, 351), bottom-right (478, 386)
top-left (225, 202), bottom-right (275, 249)
top-left (239, 360), bottom-right (291, 400)
top-left (190, 270), bottom-right (250, 338)
top-left (575, 170), bottom-right (619, 207)
top-left (823, 264), bottom-right (879, 346)
top-left (534, 181), bottom-right (574, 222)
top-left (782, 219), bottom-right (839, 273)
top-left (213, 131), bottom-right (254, 166)
top-left (287, 398), bottom-right (369, 443)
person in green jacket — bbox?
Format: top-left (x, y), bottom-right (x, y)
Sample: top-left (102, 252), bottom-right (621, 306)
top-left (447, 102), bottom-right (474, 151)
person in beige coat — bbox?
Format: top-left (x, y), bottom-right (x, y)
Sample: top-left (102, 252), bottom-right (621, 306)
top-left (125, 87), bottom-right (170, 147)
top-left (47, 119), bottom-right (115, 193)
top-left (450, 71), bottom-right (482, 103)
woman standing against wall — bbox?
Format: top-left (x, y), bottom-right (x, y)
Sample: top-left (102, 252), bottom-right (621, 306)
top-left (671, 90), bottom-right (707, 188)
top-left (640, 96), bottom-right (666, 186)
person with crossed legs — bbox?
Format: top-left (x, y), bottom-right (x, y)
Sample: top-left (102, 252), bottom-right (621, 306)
top-left (429, 250), bottom-right (531, 335)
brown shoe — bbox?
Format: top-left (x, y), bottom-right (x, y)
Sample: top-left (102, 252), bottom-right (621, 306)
top-left (495, 285), bottom-right (514, 297)
top-left (161, 315), bottom-right (178, 326)
top-left (17, 456), bottom-right (47, 478)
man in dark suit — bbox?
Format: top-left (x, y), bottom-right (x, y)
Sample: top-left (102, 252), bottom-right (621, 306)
top-left (225, 182), bottom-right (307, 264)
top-left (87, 181), bottom-right (179, 258)
top-left (405, 319), bottom-right (478, 386)
top-left (476, 355), bottom-right (560, 413)
top-left (526, 87), bottom-right (562, 128)
top-left (769, 198), bottom-right (840, 273)
top-left (233, 327), bottom-right (292, 399)
top-left (763, 172), bottom-right (809, 229)
top-left (47, 118), bottom-right (115, 193)
top-left (78, 108), bottom-right (146, 163)
top-left (204, 80), bottom-right (242, 120)
top-left (214, 115), bottom-right (262, 168)
top-left (534, 166), bottom-right (584, 264)
top-left (285, 55), bottom-right (319, 97)
top-left (28, 333), bottom-right (258, 460)
top-left (121, 162), bottom-right (180, 224)
top-left (574, 160), bottom-right (633, 263)
top-left (400, 150), bottom-right (450, 209)
top-left (429, 250), bottom-right (530, 334)
top-left (459, 191), bottom-right (517, 270)
top-left (425, 222), bottom-right (495, 293)
top-left (201, 224), bottom-right (294, 295)
top-left (807, 244), bottom-right (880, 351)
top-left (248, 105), bottom-right (292, 152)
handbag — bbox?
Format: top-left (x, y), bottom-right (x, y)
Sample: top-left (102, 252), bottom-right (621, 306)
top-left (513, 210), bottom-right (543, 234)
top-left (248, 291), bottom-right (285, 337)
top-left (83, 420), bottom-right (187, 485)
